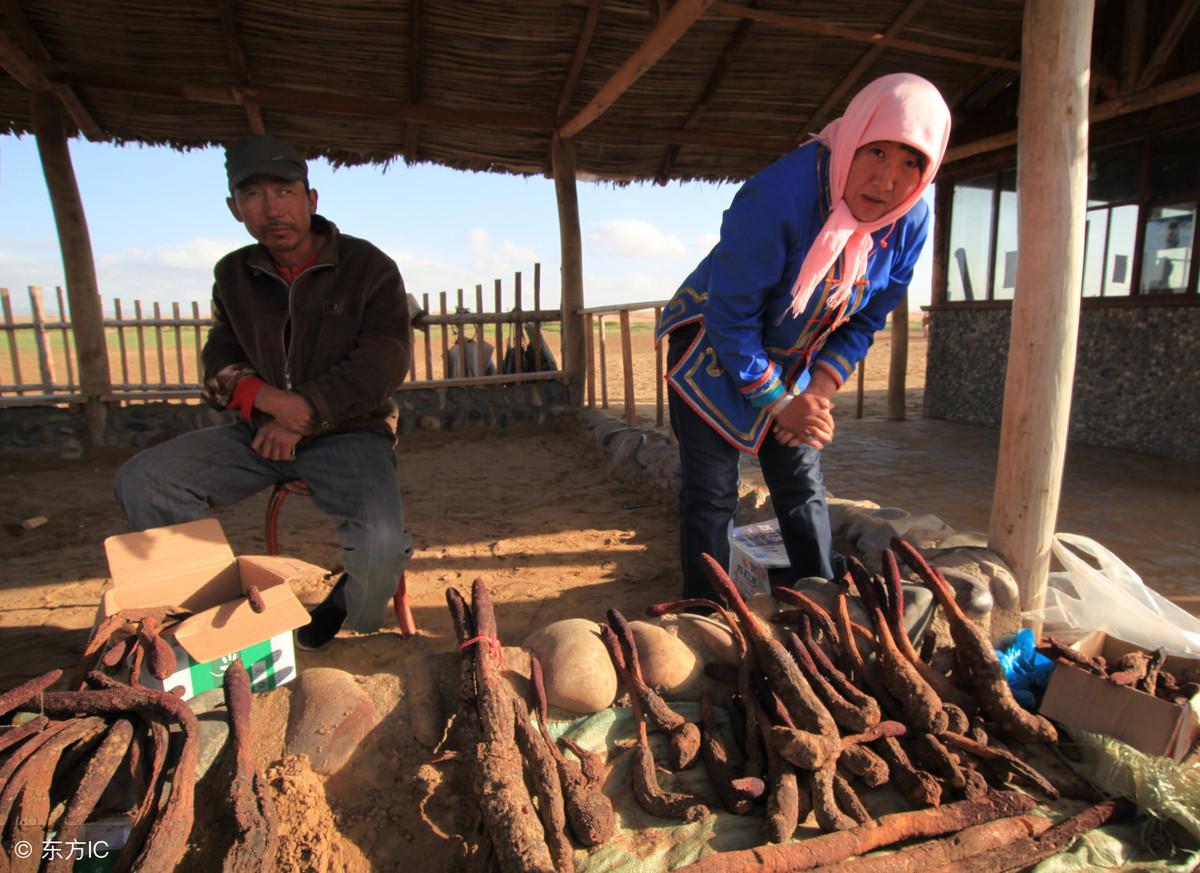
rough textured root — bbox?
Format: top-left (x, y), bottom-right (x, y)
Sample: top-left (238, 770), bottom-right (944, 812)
top-left (137, 616), bottom-right (177, 681)
top-left (245, 585), bottom-right (267, 613)
top-left (799, 617), bottom-right (880, 727)
top-left (42, 719), bottom-right (135, 873)
top-left (700, 693), bottom-right (754, 815)
top-left (0, 716), bottom-right (48, 755)
top-left (631, 720), bottom-right (708, 821)
top-left (875, 736), bottom-right (942, 807)
top-left (558, 736), bottom-right (606, 787)
top-left (221, 660), bottom-right (278, 873)
top-left (938, 732), bottom-right (1060, 800)
top-left (840, 721), bottom-right (906, 748)
top-left (0, 669), bottom-right (62, 719)
top-left (42, 675), bottom-right (199, 873)
top-left (832, 772), bottom-right (872, 825)
top-left (768, 724), bottom-right (841, 771)
top-left (926, 799), bottom-right (1135, 873)
top-left (0, 719), bottom-right (90, 834)
top-left (1036, 638), bottom-right (1106, 676)
top-left (100, 634), bottom-right (135, 669)
top-left (789, 629), bottom-right (875, 733)
top-left (1139, 648), bottom-right (1166, 696)
top-left (110, 717), bottom-right (170, 873)
top-left (512, 699), bottom-right (574, 873)
top-left (764, 753), bottom-right (800, 844)
top-left (441, 587), bottom-right (481, 756)
top-left (700, 554), bottom-right (837, 740)
top-left (816, 815), bottom-right (1053, 873)
top-left (835, 593), bottom-right (866, 672)
top-left (942, 704), bottom-right (970, 735)
top-left (839, 743), bottom-right (888, 788)
top-left (891, 539), bottom-right (1057, 745)
top-left (961, 766), bottom-right (990, 800)
top-left (771, 587), bottom-right (841, 646)
top-left (675, 791), bottom-right (1035, 873)
top-left (469, 579), bottom-right (557, 873)
top-left (811, 767), bottom-right (857, 832)
top-left (531, 655), bottom-right (614, 848)
top-left (908, 733), bottom-right (967, 790)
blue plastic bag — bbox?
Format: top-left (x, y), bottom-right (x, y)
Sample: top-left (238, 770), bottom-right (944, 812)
top-left (995, 627), bottom-right (1055, 710)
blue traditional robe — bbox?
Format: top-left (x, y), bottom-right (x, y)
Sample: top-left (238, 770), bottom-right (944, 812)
top-left (656, 142), bottom-right (929, 453)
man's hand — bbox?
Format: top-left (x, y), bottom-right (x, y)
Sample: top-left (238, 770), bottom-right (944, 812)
top-left (772, 392), bottom-right (835, 449)
top-left (254, 385), bottom-right (315, 433)
top-left (251, 420), bottom-right (303, 461)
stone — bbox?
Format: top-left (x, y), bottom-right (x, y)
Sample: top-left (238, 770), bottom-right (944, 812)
top-left (735, 481), bottom-right (775, 526)
top-left (285, 668), bottom-right (382, 775)
top-left (826, 497), bottom-right (881, 537)
top-left (628, 620), bottom-right (699, 695)
top-left (20, 516), bottom-right (48, 531)
top-left (418, 414), bottom-right (443, 431)
top-left (607, 429), bottom-right (646, 470)
top-left (60, 438), bottom-right (84, 460)
top-left (190, 687), bottom-right (231, 781)
top-left (929, 547), bottom-right (1019, 615)
top-left (659, 614), bottom-right (739, 667)
top-left (522, 619), bottom-right (617, 714)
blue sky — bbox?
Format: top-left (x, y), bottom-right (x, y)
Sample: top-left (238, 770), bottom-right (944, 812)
top-left (0, 133), bottom-right (932, 316)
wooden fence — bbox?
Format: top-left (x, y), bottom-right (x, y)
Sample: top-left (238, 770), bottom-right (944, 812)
top-left (0, 265), bottom-right (562, 407)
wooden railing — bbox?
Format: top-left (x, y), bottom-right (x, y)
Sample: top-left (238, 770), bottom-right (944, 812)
top-left (0, 265), bottom-right (561, 407)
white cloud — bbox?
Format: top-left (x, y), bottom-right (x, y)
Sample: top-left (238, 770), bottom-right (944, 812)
top-left (91, 237), bottom-right (243, 310)
top-left (693, 232), bottom-right (720, 256)
top-left (588, 219), bottom-right (687, 259)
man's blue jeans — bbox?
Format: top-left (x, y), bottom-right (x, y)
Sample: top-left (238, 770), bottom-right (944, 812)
top-left (114, 422), bottom-right (410, 633)
top-left (668, 328), bottom-right (836, 602)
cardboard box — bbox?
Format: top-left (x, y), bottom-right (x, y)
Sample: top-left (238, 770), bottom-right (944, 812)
top-left (728, 519), bottom-right (791, 599)
top-left (1039, 631), bottom-right (1200, 761)
top-left (100, 519), bottom-right (316, 700)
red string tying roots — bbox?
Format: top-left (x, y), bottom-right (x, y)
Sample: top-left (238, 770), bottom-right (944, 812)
top-left (460, 635), bottom-right (504, 667)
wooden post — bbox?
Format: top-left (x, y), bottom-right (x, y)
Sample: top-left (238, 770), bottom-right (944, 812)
top-left (533, 262), bottom-right (543, 371)
top-left (1, 288), bottom-right (25, 393)
top-left (422, 292), bottom-right (433, 380)
top-left (552, 134), bottom-right (586, 405)
top-left (439, 291), bottom-right (450, 379)
top-left (494, 279), bottom-right (504, 369)
top-left (55, 286), bottom-right (76, 389)
top-left (172, 302), bottom-right (185, 384)
top-left (619, 308), bottom-right (636, 424)
top-left (654, 305), bottom-right (664, 427)
top-left (855, 354), bottom-right (865, 419)
top-left (28, 286), bottom-right (56, 392)
top-left (585, 312), bottom-right (596, 407)
top-left (886, 297), bottom-right (908, 420)
top-left (152, 302), bottom-right (167, 386)
top-left (191, 300), bottom-right (203, 384)
top-left (513, 271), bottom-right (523, 373)
top-left (597, 315), bottom-right (609, 409)
top-left (31, 91), bottom-right (110, 442)
top-left (989, 0), bottom-right (1094, 623)
top-left (134, 299), bottom-right (148, 385)
top-left (113, 298), bottom-right (129, 389)
top-left (475, 284), bottom-right (485, 377)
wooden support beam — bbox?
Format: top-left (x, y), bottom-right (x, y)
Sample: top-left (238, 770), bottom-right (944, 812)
top-left (945, 70), bottom-right (1200, 164)
top-left (559, 0), bottom-right (717, 139)
top-left (1120, 1), bottom-right (1145, 94)
top-left (886, 295), bottom-right (908, 421)
top-left (710, 2), bottom-right (1022, 71)
top-left (0, 2), bottom-right (103, 139)
top-left (213, 0), bottom-right (265, 133)
top-left (31, 91), bottom-right (111, 444)
top-left (557, 0), bottom-right (603, 119)
top-left (552, 134), bottom-right (586, 406)
top-left (989, 0), bottom-right (1094, 622)
top-left (404, 0), bottom-right (423, 163)
top-left (1135, 0), bottom-right (1199, 91)
top-left (655, 2), bottom-right (756, 184)
top-left (794, 0), bottom-right (928, 143)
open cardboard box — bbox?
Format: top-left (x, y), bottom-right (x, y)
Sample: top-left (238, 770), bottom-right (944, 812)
top-left (100, 519), bottom-right (316, 700)
top-left (1039, 630), bottom-right (1200, 761)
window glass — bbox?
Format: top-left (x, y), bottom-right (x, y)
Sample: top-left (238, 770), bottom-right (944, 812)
top-left (993, 171), bottom-right (1018, 300)
top-left (1081, 210), bottom-right (1107, 297)
top-left (1105, 205), bottom-right (1138, 296)
top-left (1140, 204), bottom-right (1195, 294)
top-left (1087, 142), bottom-right (1141, 207)
top-left (1150, 129), bottom-right (1200, 202)
top-left (948, 176), bottom-right (993, 301)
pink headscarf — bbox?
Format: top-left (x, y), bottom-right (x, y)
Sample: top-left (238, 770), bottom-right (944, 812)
top-left (788, 73), bottom-right (951, 317)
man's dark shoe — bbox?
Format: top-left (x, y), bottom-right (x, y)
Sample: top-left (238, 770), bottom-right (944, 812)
top-left (295, 574), bottom-right (348, 651)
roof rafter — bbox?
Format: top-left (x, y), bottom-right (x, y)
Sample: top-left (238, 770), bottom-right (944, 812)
top-left (947, 33), bottom-right (1021, 112)
top-left (212, 0), bottom-right (265, 134)
top-left (792, 0), bottom-right (928, 143)
top-left (559, 0), bottom-right (717, 139)
top-left (0, 0), bottom-right (103, 139)
top-left (43, 62), bottom-right (792, 154)
top-left (653, 1), bottom-right (756, 184)
top-left (403, 0), bottom-right (423, 163)
top-left (556, 0), bottom-right (602, 120)
top-left (1136, 0), bottom-right (1199, 90)
top-left (709, 2), bottom-right (1022, 71)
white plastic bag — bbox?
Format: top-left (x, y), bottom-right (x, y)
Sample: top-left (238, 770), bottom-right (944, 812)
top-left (1028, 532), bottom-right (1200, 657)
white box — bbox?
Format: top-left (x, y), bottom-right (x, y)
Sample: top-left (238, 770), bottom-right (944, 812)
top-left (728, 519), bottom-right (790, 599)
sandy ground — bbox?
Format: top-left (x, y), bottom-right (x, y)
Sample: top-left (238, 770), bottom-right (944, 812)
top-left (0, 324), bottom-right (923, 869)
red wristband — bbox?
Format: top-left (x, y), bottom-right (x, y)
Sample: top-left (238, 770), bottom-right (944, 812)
top-left (229, 377), bottom-right (266, 420)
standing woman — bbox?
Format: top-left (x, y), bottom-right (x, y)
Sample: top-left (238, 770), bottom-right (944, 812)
top-left (656, 73), bottom-right (951, 601)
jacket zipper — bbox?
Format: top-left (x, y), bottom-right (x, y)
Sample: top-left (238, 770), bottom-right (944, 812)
top-left (251, 262), bottom-right (332, 389)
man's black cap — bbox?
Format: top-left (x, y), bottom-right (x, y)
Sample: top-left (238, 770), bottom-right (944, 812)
top-left (225, 134), bottom-right (308, 191)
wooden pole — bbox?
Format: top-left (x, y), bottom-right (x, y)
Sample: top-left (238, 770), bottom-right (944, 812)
top-left (513, 272), bottom-right (523, 373)
top-left (191, 300), bottom-right (203, 384)
top-left (439, 291), bottom-right (450, 379)
top-left (989, 0), bottom-right (1094, 623)
top-left (533, 262), bottom-right (543, 371)
top-left (422, 291), bottom-right (433, 380)
top-left (113, 298), bottom-right (129, 388)
top-left (619, 308), bottom-right (636, 424)
top-left (134, 299), bottom-right (148, 385)
top-left (598, 315), bottom-right (609, 409)
top-left (886, 296), bottom-right (908, 421)
top-left (152, 302), bottom-right (167, 386)
top-left (55, 285), bottom-right (76, 389)
top-left (31, 90), bottom-right (110, 442)
top-left (494, 278), bottom-right (504, 369)
top-left (28, 286), bottom-right (56, 392)
top-left (585, 312), bottom-right (596, 408)
top-left (552, 134), bottom-right (586, 405)
top-left (1, 288), bottom-right (25, 393)
top-left (855, 355), bottom-right (865, 419)
top-left (654, 305), bottom-right (664, 427)
top-left (475, 284), bottom-right (485, 377)
top-left (171, 302), bottom-right (185, 383)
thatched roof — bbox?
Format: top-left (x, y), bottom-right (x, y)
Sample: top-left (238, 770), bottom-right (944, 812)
top-left (1, 0), bottom-right (1197, 183)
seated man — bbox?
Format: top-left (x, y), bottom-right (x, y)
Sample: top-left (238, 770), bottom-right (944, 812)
top-left (115, 134), bottom-right (412, 650)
